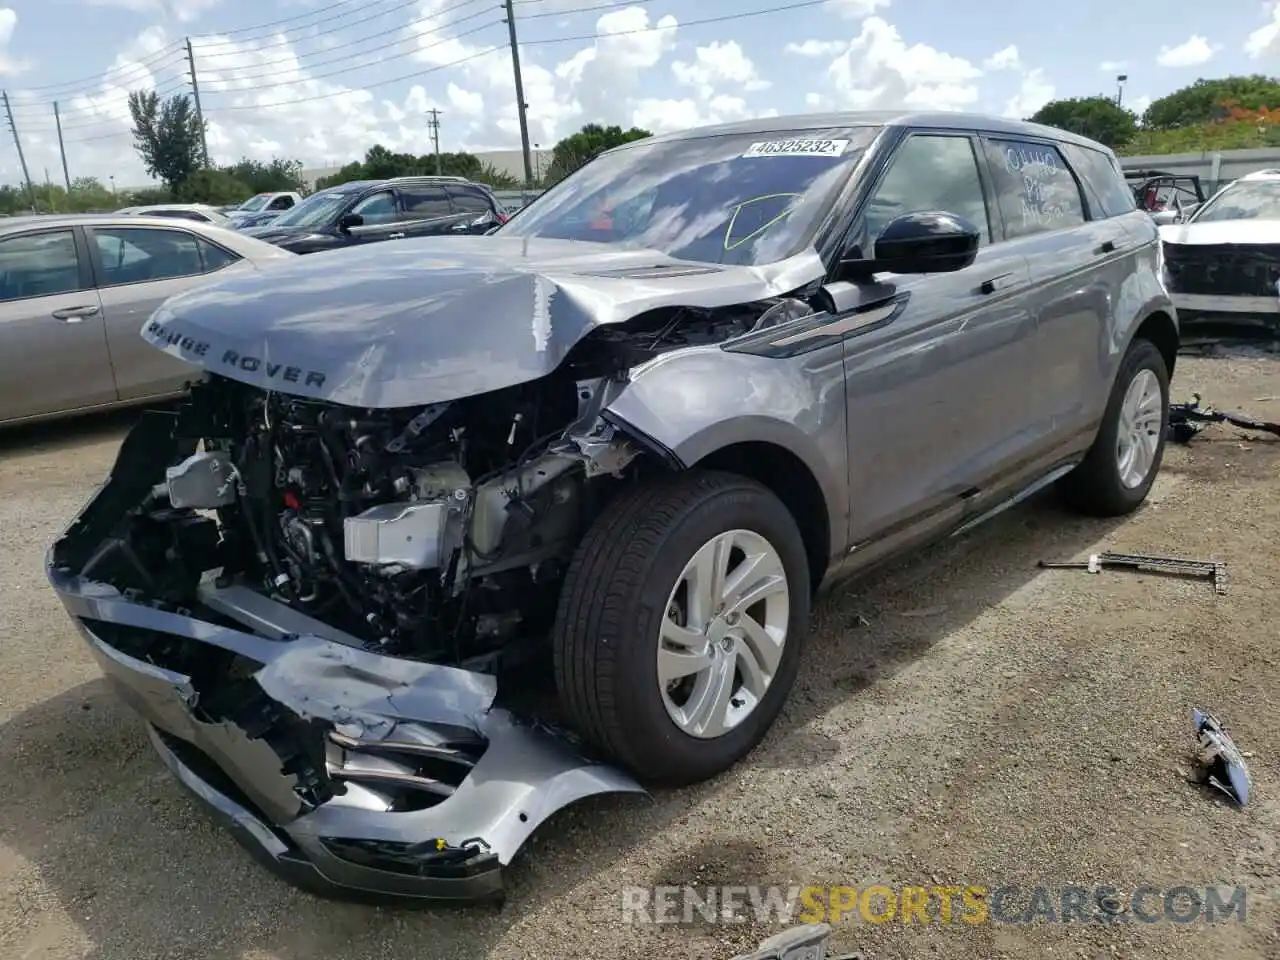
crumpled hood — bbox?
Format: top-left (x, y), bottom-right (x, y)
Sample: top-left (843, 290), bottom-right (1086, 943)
top-left (141, 234), bottom-right (824, 408)
top-left (1160, 220), bottom-right (1280, 246)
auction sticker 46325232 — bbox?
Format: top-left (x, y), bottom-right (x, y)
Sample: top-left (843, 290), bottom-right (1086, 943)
top-left (742, 139), bottom-right (851, 157)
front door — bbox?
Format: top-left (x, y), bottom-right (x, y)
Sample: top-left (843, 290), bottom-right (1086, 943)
top-left (839, 131), bottom-right (1038, 563)
top-left (0, 227), bottom-right (115, 423)
top-left (345, 190), bottom-right (402, 245)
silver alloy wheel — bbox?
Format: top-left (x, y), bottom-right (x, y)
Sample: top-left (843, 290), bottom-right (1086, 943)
top-left (1116, 368), bottom-right (1163, 489)
top-left (657, 528), bottom-right (791, 739)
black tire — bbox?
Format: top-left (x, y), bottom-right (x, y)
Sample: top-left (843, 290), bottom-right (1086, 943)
top-left (552, 470), bottom-right (810, 786)
top-left (1057, 337), bottom-right (1170, 517)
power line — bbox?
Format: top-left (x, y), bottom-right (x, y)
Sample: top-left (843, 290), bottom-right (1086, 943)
top-left (520, 0), bottom-right (832, 47)
top-left (194, 0), bottom-right (486, 49)
top-left (11, 43), bottom-right (187, 99)
top-left (197, 7), bottom-right (497, 87)
top-left (209, 44), bottom-right (505, 111)
top-left (517, 0), bottom-right (653, 18)
top-left (203, 20), bottom-right (501, 95)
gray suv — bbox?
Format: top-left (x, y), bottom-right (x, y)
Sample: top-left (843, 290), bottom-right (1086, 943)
top-left (48, 111), bottom-right (1174, 903)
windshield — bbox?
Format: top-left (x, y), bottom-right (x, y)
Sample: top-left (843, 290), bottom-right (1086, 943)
top-left (497, 127), bottom-right (879, 265)
top-left (1190, 179), bottom-right (1280, 223)
top-left (237, 194), bottom-right (271, 212)
top-left (271, 190), bottom-right (356, 228)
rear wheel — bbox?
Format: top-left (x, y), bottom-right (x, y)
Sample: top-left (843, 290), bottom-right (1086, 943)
top-left (551, 471), bottom-right (810, 785)
top-left (1057, 337), bottom-right (1169, 516)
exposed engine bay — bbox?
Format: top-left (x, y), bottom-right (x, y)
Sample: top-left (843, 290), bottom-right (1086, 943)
top-left (86, 300), bottom-right (795, 673)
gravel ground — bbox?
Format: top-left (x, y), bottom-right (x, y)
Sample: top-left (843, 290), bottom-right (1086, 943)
top-left (0, 354), bottom-right (1277, 960)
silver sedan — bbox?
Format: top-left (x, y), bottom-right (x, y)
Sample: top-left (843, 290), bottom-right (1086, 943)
top-left (0, 213), bottom-right (296, 426)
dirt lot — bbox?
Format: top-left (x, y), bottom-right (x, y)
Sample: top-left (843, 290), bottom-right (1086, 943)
top-left (1, 353), bottom-right (1277, 960)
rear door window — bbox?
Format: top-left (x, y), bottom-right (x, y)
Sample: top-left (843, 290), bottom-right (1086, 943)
top-left (1058, 143), bottom-right (1137, 219)
top-left (982, 139), bottom-right (1087, 238)
top-left (448, 187), bottom-right (494, 214)
top-left (92, 227), bottom-right (207, 285)
top-left (399, 186), bottom-right (453, 218)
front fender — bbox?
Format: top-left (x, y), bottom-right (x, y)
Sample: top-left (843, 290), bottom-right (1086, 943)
top-left (603, 344), bottom-right (850, 551)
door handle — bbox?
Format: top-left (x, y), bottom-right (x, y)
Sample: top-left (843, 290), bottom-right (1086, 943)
top-left (980, 273), bottom-right (1015, 295)
top-left (387, 232), bottom-right (405, 239)
top-left (51, 304), bottom-right (100, 322)
top-left (1096, 240), bottom-right (1116, 254)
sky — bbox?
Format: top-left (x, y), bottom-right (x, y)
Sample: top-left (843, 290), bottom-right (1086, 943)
top-left (0, 0), bottom-right (1279, 187)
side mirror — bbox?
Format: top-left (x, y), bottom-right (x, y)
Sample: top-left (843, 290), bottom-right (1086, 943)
top-left (864, 211), bottom-right (980, 275)
top-left (338, 212), bottom-right (364, 232)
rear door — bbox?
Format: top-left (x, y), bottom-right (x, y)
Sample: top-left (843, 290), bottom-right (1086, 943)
top-left (446, 185), bottom-right (504, 233)
top-left (0, 226), bottom-right (114, 423)
top-left (980, 136), bottom-right (1135, 442)
top-left (87, 224), bottom-right (252, 399)
top-left (396, 183), bottom-right (469, 237)
top-left (838, 130), bottom-right (1037, 556)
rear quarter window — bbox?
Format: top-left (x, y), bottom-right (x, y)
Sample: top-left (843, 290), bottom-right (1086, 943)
top-left (1059, 143), bottom-right (1137, 219)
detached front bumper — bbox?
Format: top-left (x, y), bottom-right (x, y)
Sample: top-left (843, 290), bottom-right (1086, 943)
top-left (47, 410), bottom-right (646, 904)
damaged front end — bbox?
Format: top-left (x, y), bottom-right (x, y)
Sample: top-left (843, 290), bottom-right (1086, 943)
top-left (1162, 240), bottom-right (1280, 339)
top-left (46, 369), bottom-right (664, 903)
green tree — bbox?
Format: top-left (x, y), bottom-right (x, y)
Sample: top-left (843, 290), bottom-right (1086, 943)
top-left (127, 90), bottom-right (206, 191)
top-left (544, 123), bottom-right (652, 185)
top-left (175, 168), bottom-right (253, 205)
top-left (312, 145), bottom-right (518, 188)
top-left (1142, 75), bottom-right (1280, 129)
top-left (67, 176), bottom-right (116, 212)
top-left (219, 157), bottom-right (305, 194)
top-left (1028, 96), bottom-right (1138, 147)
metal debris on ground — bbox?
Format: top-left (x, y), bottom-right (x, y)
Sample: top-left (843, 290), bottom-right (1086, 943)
top-left (729, 923), bottom-right (863, 960)
top-left (1168, 393), bottom-right (1280, 444)
top-left (1192, 709), bottom-right (1251, 806)
top-left (1038, 552), bottom-right (1227, 594)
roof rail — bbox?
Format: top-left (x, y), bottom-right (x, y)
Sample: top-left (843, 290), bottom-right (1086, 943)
top-left (388, 174), bottom-right (470, 182)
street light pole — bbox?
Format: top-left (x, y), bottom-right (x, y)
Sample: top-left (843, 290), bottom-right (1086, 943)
top-left (1116, 74), bottom-right (1128, 108)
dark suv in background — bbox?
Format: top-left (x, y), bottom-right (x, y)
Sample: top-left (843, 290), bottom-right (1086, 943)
top-left (242, 175), bottom-right (507, 254)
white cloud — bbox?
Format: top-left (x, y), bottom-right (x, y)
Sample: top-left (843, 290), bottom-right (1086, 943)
top-left (1246, 2), bottom-right (1280, 58)
top-left (84, 0), bottom-right (223, 23)
top-left (807, 17), bottom-right (982, 113)
top-left (823, 0), bottom-right (892, 18)
top-left (1003, 67), bottom-right (1054, 119)
top-left (983, 45), bottom-right (1020, 71)
top-left (672, 41), bottom-right (770, 102)
top-left (0, 8), bottom-right (31, 76)
top-left (1156, 35), bottom-right (1217, 67)
top-left (1128, 94), bottom-right (1152, 116)
top-left (784, 40), bottom-right (846, 58)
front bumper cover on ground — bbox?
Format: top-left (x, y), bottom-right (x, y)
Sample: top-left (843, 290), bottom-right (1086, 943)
top-left (46, 412), bottom-right (647, 904)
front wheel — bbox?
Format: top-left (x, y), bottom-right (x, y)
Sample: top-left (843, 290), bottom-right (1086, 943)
top-left (1057, 337), bottom-right (1170, 516)
top-left (551, 471), bottom-right (810, 785)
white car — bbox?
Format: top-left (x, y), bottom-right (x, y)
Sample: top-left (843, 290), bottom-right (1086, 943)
top-left (225, 191), bottom-right (301, 225)
top-left (1158, 168), bottom-right (1280, 336)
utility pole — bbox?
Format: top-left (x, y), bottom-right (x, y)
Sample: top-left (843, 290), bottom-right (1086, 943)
top-left (2, 91), bottom-right (36, 211)
top-left (185, 38), bottom-right (210, 166)
top-left (1115, 74), bottom-right (1127, 108)
top-left (53, 101), bottom-right (71, 192)
top-left (501, 0), bottom-right (534, 187)
top-left (427, 108), bottom-right (442, 174)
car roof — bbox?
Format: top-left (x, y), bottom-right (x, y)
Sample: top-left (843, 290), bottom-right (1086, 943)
top-left (0, 213), bottom-right (236, 232)
top-left (603, 110), bottom-right (1112, 154)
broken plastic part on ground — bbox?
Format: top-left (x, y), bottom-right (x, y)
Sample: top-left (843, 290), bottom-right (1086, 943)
top-left (1168, 393), bottom-right (1280, 443)
top-left (1192, 710), bottom-right (1251, 806)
